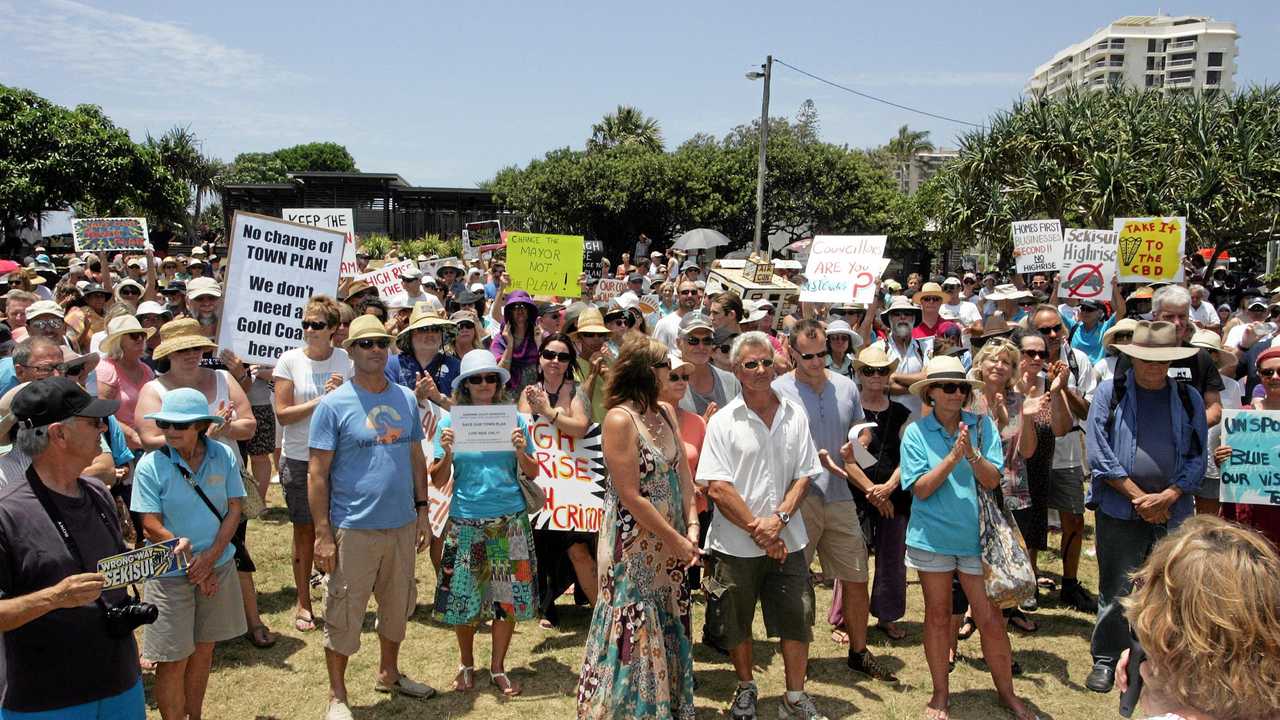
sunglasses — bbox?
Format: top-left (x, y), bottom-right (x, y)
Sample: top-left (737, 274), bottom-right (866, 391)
top-left (466, 373), bottom-right (501, 385)
top-left (156, 419), bottom-right (197, 431)
top-left (29, 319), bottom-right (63, 331)
top-left (541, 350), bottom-right (572, 363)
top-left (579, 331), bottom-right (609, 340)
top-left (1260, 368), bottom-right (1279, 378)
top-left (1037, 324), bottom-right (1064, 337)
top-left (456, 321), bottom-right (476, 331)
top-left (935, 382), bottom-right (971, 395)
top-left (679, 289), bottom-right (699, 296)
top-left (353, 338), bottom-right (391, 349)
top-left (118, 287), bottom-right (142, 296)
top-left (652, 360), bottom-right (671, 370)
top-left (796, 349), bottom-right (828, 361)
top-left (741, 358), bottom-right (774, 370)
top-left (683, 336), bottom-right (711, 346)
top-left (1021, 349), bottom-right (1049, 360)
top-left (668, 371), bottom-right (692, 382)
top-left (58, 362), bottom-right (86, 378)
top-left (717, 342), bottom-right (736, 354)
top-left (302, 321), bottom-right (330, 331)
top-left (860, 366), bottom-right (892, 377)
top-left (17, 362), bottom-right (60, 374)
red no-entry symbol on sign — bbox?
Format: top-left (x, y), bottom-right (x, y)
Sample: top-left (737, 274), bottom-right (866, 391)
top-left (1065, 264), bottom-right (1104, 298)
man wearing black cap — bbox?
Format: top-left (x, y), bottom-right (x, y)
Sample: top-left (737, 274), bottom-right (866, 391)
top-left (0, 378), bottom-right (147, 718)
top-left (1060, 278), bottom-right (1128, 364)
top-left (160, 280), bottom-right (189, 319)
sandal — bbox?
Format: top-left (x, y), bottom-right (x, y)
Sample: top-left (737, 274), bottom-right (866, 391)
top-left (957, 616), bottom-right (977, 640)
top-left (830, 626), bottom-right (850, 645)
top-left (294, 611), bottom-right (317, 632)
top-left (490, 671), bottom-right (521, 697)
top-left (453, 666), bottom-right (476, 692)
top-left (877, 622), bottom-right (907, 641)
top-left (1037, 577), bottom-right (1058, 592)
top-left (246, 624), bottom-right (277, 648)
top-left (1007, 610), bottom-right (1038, 634)
top-left (924, 704), bottom-right (950, 720)
top-left (539, 618), bottom-right (556, 630)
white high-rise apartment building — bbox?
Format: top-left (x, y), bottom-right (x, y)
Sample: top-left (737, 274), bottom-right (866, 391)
top-left (1026, 15), bottom-right (1238, 97)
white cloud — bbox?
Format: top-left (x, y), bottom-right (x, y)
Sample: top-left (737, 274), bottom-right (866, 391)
top-left (0, 0), bottom-right (306, 94)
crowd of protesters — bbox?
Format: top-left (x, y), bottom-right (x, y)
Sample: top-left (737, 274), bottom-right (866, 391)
top-left (0, 238), bottom-right (1276, 720)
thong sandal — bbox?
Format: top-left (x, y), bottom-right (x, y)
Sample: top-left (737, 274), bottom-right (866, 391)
top-left (1007, 610), bottom-right (1039, 634)
top-left (957, 616), bottom-right (977, 640)
top-left (453, 666), bottom-right (475, 692)
top-left (490, 671), bottom-right (522, 697)
top-left (247, 624), bottom-right (277, 648)
top-left (294, 611), bottom-right (317, 632)
top-left (877, 622), bottom-right (907, 641)
top-left (830, 627), bottom-right (850, 645)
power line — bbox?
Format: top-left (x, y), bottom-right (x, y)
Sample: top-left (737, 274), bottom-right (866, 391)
top-left (772, 58), bottom-right (985, 129)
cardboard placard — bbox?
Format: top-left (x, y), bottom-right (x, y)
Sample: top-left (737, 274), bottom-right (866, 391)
top-left (451, 404), bottom-right (519, 452)
top-left (799, 235), bottom-right (889, 304)
top-left (593, 278), bottom-right (628, 302)
top-left (1058, 228), bottom-right (1118, 299)
top-left (217, 212), bottom-right (344, 364)
top-left (506, 232), bottom-right (584, 297)
top-left (1010, 220), bottom-right (1062, 274)
top-left (463, 219), bottom-right (503, 260)
top-left (98, 538), bottom-right (188, 589)
top-left (1220, 409), bottom-right (1280, 506)
top-left (283, 208), bottom-right (358, 276)
top-left (1114, 216), bottom-right (1186, 284)
top-left (526, 415), bottom-right (606, 532)
top-left (72, 217), bottom-right (148, 252)
top-left (583, 239), bottom-right (606, 281)
top-left (354, 260), bottom-right (416, 306)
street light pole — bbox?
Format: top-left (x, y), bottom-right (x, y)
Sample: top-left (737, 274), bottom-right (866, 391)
top-left (748, 55), bottom-right (772, 254)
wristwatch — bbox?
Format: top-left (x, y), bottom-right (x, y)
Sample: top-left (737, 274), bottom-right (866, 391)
top-left (414, 500), bottom-right (430, 509)
top-left (775, 510), bottom-right (791, 526)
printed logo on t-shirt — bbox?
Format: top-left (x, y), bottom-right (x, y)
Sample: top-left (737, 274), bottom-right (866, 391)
top-left (363, 405), bottom-right (407, 447)
top-left (206, 473), bottom-right (224, 486)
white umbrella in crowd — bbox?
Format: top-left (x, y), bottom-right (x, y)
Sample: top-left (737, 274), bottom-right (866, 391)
top-left (671, 228), bottom-right (731, 251)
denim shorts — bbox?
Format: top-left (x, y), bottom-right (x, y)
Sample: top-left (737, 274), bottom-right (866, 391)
top-left (905, 546), bottom-right (982, 576)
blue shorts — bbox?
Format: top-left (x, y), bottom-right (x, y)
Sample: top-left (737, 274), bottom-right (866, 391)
top-left (0, 680), bottom-right (144, 720)
top-left (905, 546), bottom-right (982, 576)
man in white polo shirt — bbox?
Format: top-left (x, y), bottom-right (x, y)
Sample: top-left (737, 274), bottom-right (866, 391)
top-left (697, 331), bottom-right (825, 720)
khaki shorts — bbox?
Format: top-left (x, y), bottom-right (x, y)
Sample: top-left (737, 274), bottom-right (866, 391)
top-left (702, 550), bottom-right (814, 650)
top-left (323, 523), bottom-right (418, 657)
top-left (799, 494), bottom-right (869, 583)
top-left (142, 561), bottom-right (245, 662)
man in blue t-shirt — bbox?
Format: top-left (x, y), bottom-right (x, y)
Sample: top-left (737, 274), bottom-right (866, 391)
top-left (308, 316), bottom-right (436, 716)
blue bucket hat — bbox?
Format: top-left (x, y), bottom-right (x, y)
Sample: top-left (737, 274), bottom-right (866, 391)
top-left (455, 349), bottom-right (510, 387)
top-left (144, 387), bottom-right (225, 426)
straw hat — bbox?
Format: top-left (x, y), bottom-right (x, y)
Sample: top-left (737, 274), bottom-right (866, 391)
top-left (152, 318), bottom-right (217, 359)
top-left (976, 312), bottom-right (1016, 339)
top-left (1113, 321), bottom-right (1199, 363)
top-left (397, 303), bottom-right (455, 339)
top-left (342, 315), bottom-right (396, 349)
top-left (342, 280), bottom-right (374, 301)
top-left (879, 296), bottom-right (922, 325)
top-left (986, 284), bottom-right (1033, 302)
top-left (852, 345), bottom-right (899, 374)
top-left (913, 282), bottom-right (946, 304)
top-left (144, 387), bottom-right (225, 427)
top-left (1189, 328), bottom-right (1237, 369)
top-left (100, 315), bottom-right (156, 355)
top-left (909, 356), bottom-right (984, 399)
top-left (573, 306), bottom-right (609, 335)
top-left (1102, 318), bottom-right (1139, 350)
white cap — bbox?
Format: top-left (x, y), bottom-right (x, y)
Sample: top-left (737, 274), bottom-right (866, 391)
top-left (469, 282), bottom-right (486, 293)
top-left (136, 300), bottom-right (169, 317)
top-left (186, 277), bottom-right (222, 299)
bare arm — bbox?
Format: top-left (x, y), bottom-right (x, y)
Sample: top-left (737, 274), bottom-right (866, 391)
top-left (603, 409), bottom-right (687, 549)
top-left (216, 371), bottom-right (257, 442)
top-left (273, 378), bottom-right (322, 426)
top-left (308, 449), bottom-right (335, 536)
top-left (0, 573), bottom-right (105, 632)
top-left (84, 452), bottom-right (116, 486)
top-left (134, 382), bottom-right (166, 450)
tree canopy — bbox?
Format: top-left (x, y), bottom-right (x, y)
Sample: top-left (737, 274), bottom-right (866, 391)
top-left (218, 141), bottom-right (357, 186)
top-left (588, 105), bottom-right (664, 153)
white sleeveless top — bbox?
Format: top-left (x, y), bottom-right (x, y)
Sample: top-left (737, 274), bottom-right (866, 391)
top-left (150, 369), bottom-right (242, 467)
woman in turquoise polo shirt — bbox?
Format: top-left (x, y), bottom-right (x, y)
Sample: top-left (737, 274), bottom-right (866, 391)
top-left (900, 356), bottom-right (1036, 720)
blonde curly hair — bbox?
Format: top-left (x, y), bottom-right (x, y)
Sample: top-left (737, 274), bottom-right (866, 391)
top-left (1122, 515), bottom-right (1280, 719)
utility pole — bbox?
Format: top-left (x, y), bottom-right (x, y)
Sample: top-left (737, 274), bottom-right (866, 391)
top-left (748, 56), bottom-right (772, 254)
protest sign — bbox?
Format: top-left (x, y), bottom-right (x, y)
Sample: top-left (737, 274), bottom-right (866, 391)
top-left (1010, 220), bottom-right (1062, 274)
top-left (506, 232), bottom-right (584, 297)
top-left (463, 219), bottom-right (502, 259)
top-left (1220, 409), bottom-right (1280, 506)
top-left (218, 212), bottom-right (344, 364)
top-left (1114, 216), bottom-right (1186, 283)
top-left (451, 404), bottom-right (519, 452)
top-left (283, 208), bottom-right (358, 276)
top-left (799, 235), bottom-right (889, 304)
top-left (1058, 228), bottom-right (1118, 299)
top-left (354, 260), bottom-right (415, 306)
top-left (583, 239), bottom-right (606, 281)
top-left (72, 217), bottom-right (148, 252)
top-left (98, 538), bottom-right (188, 590)
top-left (525, 414), bottom-right (606, 532)
top-left (593, 278), bottom-right (628, 302)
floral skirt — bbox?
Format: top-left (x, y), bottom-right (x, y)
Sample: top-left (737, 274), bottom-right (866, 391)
top-left (433, 512), bottom-right (538, 626)
top-left (576, 562), bottom-right (695, 720)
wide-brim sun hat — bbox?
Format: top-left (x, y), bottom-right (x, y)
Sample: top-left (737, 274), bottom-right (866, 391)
top-left (398, 304), bottom-right (455, 339)
top-left (1102, 318), bottom-right (1140, 350)
top-left (342, 315), bottom-right (396, 349)
top-left (913, 282), bottom-right (946, 304)
top-left (100, 315), bottom-right (156, 355)
top-left (977, 312), bottom-right (1015, 339)
top-left (144, 387), bottom-right (225, 426)
top-left (342, 280), bottom-right (374, 300)
top-left (152, 318), bottom-right (217, 360)
top-left (573, 306), bottom-right (609, 335)
top-left (186, 277), bottom-right (222, 299)
top-left (456, 348), bottom-right (510, 387)
top-left (986, 284), bottom-right (1032, 302)
top-left (879, 296), bottom-right (922, 325)
top-left (909, 355), bottom-right (985, 399)
top-left (852, 345), bottom-right (899, 374)
top-left (1113, 320), bottom-right (1200, 363)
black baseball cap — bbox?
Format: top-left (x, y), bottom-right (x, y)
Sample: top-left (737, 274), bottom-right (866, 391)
top-left (160, 280), bottom-right (187, 295)
top-left (1079, 299), bottom-right (1104, 311)
top-left (13, 377), bottom-right (119, 429)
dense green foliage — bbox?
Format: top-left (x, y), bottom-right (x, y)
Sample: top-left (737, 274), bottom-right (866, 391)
top-left (219, 142), bottom-right (357, 186)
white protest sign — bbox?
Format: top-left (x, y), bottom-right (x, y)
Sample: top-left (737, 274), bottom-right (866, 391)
top-left (283, 208), bottom-right (357, 277)
top-left (1010, 220), bottom-right (1062, 274)
top-left (593, 278), bottom-right (628, 302)
top-left (800, 235), bottom-right (889, 304)
top-left (355, 260), bottom-right (415, 306)
top-left (525, 414), bottom-right (606, 532)
top-left (451, 404), bottom-right (519, 453)
top-left (218, 212), bottom-right (344, 364)
top-left (1058, 228), bottom-right (1118, 300)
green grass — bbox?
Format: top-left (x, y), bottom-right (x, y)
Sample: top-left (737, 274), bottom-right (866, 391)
top-left (144, 488), bottom-right (1115, 719)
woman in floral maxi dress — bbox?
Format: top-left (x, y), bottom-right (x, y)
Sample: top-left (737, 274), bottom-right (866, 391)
top-left (577, 335), bottom-right (701, 720)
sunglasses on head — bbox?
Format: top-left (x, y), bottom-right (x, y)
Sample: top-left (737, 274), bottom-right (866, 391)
top-left (796, 349), bottom-right (828, 361)
top-left (668, 371), bottom-right (691, 382)
top-left (741, 358), bottom-right (774, 370)
top-left (860, 366), bottom-right (892, 377)
top-left (353, 338), bottom-right (390, 349)
top-left (935, 382), bottom-right (971, 395)
top-left (541, 349), bottom-right (572, 363)
top-left (302, 320), bottom-right (330, 331)
top-left (156, 419), bottom-right (197, 431)
top-left (1022, 349), bottom-right (1049, 360)
top-left (466, 373), bottom-right (501, 385)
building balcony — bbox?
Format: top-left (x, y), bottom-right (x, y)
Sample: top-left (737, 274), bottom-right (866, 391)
top-left (1166, 39), bottom-right (1197, 51)
top-left (1167, 56), bottom-right (1196, 68)
top-left (1167, 75), bottom-right (1194, 87)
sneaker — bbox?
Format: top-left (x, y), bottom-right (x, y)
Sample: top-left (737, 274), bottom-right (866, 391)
top-left (1061, 580), bottom-right (1098, 614)
top-left (847, 648), bottom-right (898, 682)
top-left (779, 692), bottom-right (829, 720)
top-left (729, 683), bottom-right (758, 720)
top-left (324, 700), bottom-right (354, 720)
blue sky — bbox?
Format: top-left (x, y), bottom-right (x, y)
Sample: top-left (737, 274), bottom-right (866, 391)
top-left (2, 0), bottom-right (1277, 189)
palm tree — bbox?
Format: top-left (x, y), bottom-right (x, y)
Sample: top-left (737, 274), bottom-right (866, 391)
top-left (587, 105), bottom-right (664, 152)
top-left (147, 126), bottom-right (226, 242)
top-left (189, 155), bottom-right (225, 243)
top-left (886, 125), bottom-right (934, 192)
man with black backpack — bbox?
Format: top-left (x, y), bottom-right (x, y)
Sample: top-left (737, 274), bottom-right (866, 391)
top-left (1083, 320), bottom-right (1207, 694)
